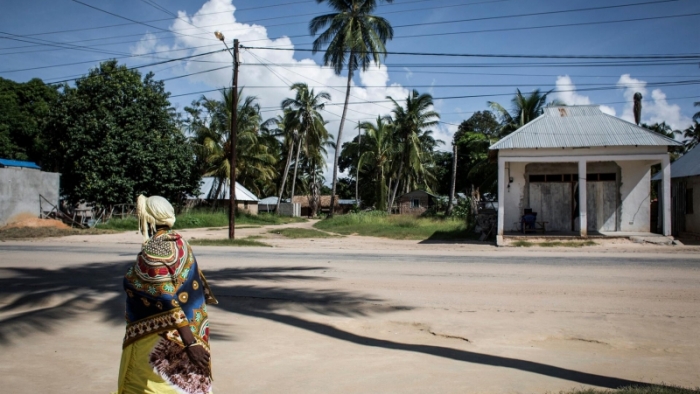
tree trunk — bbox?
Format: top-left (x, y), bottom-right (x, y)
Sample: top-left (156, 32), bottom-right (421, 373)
top-left (275, 137), bottom-right (295, 214)
top-left (329, 54), bottom-right (355, 218)
top-left (445, 143), bottom-right (458, 216)
top-left (388, 161), bottom-right (404, 214)
top-left (376, 167), bottom-right (387, 211)
top-left (290, 136), bottom-right (303, 205)
top-left (311, 163), bottom-right (319, 217)
top-left (211, 177), bottom-right (224, 212)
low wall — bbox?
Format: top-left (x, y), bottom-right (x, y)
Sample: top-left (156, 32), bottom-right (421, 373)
top-left (0, 167), bottom-right (60, 226)
top-left (278, 202), bottom-right (300, 217)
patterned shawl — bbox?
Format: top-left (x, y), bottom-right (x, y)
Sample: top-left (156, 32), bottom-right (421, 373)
top-left (123, 229), bottom-right (218, 350)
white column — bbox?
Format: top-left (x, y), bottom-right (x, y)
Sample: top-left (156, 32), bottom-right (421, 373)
top-left (578, 160), bottom-right (587, 237)
top-left (497, 156), bottom-right (505, 239)
top-left (662, 155), bottom-right (672, 236)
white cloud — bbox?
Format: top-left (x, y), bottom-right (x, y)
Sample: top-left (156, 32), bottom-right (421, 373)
top-left (130, 33), bottom-right (171, 57)
top-left (132, 0), bottom-right (416, 179)
top-left (552, 75), bottom-right (616, 116)
top-left (617, 74), bottom-right (691, 130)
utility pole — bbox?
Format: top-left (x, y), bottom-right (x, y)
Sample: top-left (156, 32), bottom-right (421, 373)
top-left (229, 38), bottom-right (239, 239)
top-left (215, 31), bottom-right (239, 239)
top-left (355, 121), bottom-right (361, 208)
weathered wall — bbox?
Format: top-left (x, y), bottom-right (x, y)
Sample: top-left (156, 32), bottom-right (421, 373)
top-left (503, 162), bottom-right (526, 231)
top-left (398, 191), bottom-right (431, 215)
top-left (618, 160), bottom-right (652, 232)
top-left (278, 202), bottom-right (300, 217)
top-left (0, 168), bottom-right (60, 226)
top-left (237, 201), bottom-right (258, 215)
top-left (684, 175), bottom-right (700, 234)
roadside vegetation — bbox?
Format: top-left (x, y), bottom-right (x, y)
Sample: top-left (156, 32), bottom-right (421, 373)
top-left (313, 211), bottom-right (474, 241)
top-left (188, 237), bottom-right (271, 247)
top-left (512, 240), bottom-right (597, 248)
top-left (269, 228), bottom-right (338, 239)
top-left (557, 385), bottom-right (700, 394)
top-left (96, 211), bottom-right (305, 231)
top-left (0, 227), bottom-right (115, 240)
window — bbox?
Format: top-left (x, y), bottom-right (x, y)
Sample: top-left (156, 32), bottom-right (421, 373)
top-left (411, 199), bottom-right (420, 208)
top-left (687, 188), bottom-right (694, 214)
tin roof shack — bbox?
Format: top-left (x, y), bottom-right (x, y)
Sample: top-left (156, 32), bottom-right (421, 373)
top-left (292, 195), bottom-right (340, 217)
top-left (489, 106), bottom-right (682, 246)
top-left (190, 177), bottom-right (260, 215)
top-left (0, 159), bottom-right (60, 226)
top-left (397, 190), bottom-right (438, 215)
top-left (652, 144), bottom-right (700, 237)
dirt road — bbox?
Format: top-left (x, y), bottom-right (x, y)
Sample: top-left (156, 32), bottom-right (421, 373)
top-left (0, 230), bottom-right (699, 393)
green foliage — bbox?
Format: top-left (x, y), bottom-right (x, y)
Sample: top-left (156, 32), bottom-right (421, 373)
top-left (97, 211), bottom-right (305, 230)
top-left (48, 60), bottom-right (199, 207)
top-left (314, 212), bottom-right (473, 240)
top-left (511, 240), bottom-right (596, 247)
top-left (556, 385), bottom-right (699, 394)
top-left (488, 89), bottom-right (555, 136)
top-left (188, 237), bottom-right (271, 247)
top-left (0, 77), bottom-right (59, 164)
top-left (0, 227), bottom-right (115, 240)
top-left (269, 228), bottom-right (338, 238)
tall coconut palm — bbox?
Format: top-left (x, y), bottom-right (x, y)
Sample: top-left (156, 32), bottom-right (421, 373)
top-left (310, 0), bottom-right (394, 217)
top-left (282, 83), bottom-right (331, 210)
top-left (488, 89), bottom-right (555, 136)
top-left (387, 89), bottom-right (440, 212)
top-left (358, 116), bottom-right (394, 211)
top-left (263, 111), bottom-right (298, 213)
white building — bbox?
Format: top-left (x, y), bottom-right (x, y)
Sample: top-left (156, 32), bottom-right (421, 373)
top-left (652, 144), bottom-right (700, 237)
top-left (489, 106), bottom-right (682, 245)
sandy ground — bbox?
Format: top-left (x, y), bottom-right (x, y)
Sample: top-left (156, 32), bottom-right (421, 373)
top-left (1, 222), bottom-right (699, 393)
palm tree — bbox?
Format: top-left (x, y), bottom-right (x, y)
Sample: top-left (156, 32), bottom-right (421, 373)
top-left (488, 89), bottom-right (555, 136)
top-left (358, 116), bottom-right (394, 211)
top-left (310, 0), bottom-right (394, 217)
top-left (263, 111), bottom-right (298, 214)
top-left (685, 101), bottom-right (700, 151)
top-left (387, 90), bottom-right (440, 212)
top-left (282, 83), bottom-right (331, 211)
top-left (190, 89), bottom-right (276, 204)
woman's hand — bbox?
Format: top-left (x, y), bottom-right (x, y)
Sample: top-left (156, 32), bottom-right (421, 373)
top-left (185, 344), bottom-right (211, 372)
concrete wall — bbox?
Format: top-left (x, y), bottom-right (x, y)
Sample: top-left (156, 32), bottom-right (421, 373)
top-left (503, 162), bottom-right (526, 231)
top-left (237, 201), bottom-right (258, 215)
top-left (278, 202), bottom-right (300, 217)
top-left (398, 191), bottom-right (432, 215)
top-left (0, 167), bottom-right (60, 227)
top-left (618, 160), bottom-right (652, 232)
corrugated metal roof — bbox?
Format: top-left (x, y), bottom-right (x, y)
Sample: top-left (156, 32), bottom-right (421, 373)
top-left (338, 199), bottom-right (357, 205)
top-left (258, 196), bottom-right (279, 205)
top-left (652, 145), bottom-right (700, 180)
top-left (490, 105), bottom-right (682, 150)
top-left (0, 158), bottom-right (41, 170)
top-left (195, 177), bottom-right (259, 202)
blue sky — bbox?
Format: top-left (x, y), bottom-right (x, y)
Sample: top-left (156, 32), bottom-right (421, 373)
top-left (2, 0), bottom-right (698, 161)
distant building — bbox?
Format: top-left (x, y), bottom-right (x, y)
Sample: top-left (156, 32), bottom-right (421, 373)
top-left (489, 105), bottom-right (682, 245)
top-left (396, 190), bottom-right (438, 215)
top-left (0, 159), bottom-right (60, 226)
top-left (652, 144), bottom-right (700, 237)
top-left (190, 177), bottom-right (260, 215)
top-left (292, 195), bottom-right (341, 217)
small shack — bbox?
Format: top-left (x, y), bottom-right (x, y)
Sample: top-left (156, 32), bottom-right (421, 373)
top-left (192, 177), bottom-right (260, 215)
top-left (397, 190), bottom-right (438, 215)
top-left (292, 195), bottom-right (340, 217)
top-left (652, 144), bottom-right (700, 237)
top-left (0, 159), bottom-right (60, 227)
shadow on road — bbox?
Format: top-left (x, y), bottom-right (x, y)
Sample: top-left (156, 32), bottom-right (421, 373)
top-left (0, 258), bottom-right (682, 390)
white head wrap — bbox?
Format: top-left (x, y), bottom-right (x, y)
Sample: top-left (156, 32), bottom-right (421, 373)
top-left (136, 195), bottom-right (176, 242)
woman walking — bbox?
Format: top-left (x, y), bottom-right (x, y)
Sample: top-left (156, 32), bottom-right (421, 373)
top-left (117, 195), bottom-right (217, 394)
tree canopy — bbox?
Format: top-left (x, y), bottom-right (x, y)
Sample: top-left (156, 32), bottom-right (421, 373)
top-left (48, 60), bottom-right (199, 207)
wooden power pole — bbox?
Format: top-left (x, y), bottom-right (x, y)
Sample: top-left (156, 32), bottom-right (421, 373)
top-left (228, 39), bottom-right (240, 239)
top-left (355, 121), bottom-right (361, 208)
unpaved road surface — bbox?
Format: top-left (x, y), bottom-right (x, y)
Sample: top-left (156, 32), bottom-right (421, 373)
top-left (1, 232), bottom-right (699, 393)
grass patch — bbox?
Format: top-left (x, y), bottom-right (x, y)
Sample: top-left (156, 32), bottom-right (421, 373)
top-left (512, 240), bottom-right (596, 248)
top-left (313, 211), bottom-right (475, 241)
top-left (188, 237), bottom-right (271, 247)
top-left (556, 385), bottom-right (700, 394)
top-left (97, 211), bottom-right (305, 231)
top-left (0, 227), bottom-right (116, 240)
top-left (269, 228), bottom-right (337, 239)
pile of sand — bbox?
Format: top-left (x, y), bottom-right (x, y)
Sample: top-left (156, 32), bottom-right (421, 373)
top-left (1, 213), bottom-right (70, 230)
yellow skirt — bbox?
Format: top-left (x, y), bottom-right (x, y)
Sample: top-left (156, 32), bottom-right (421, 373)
top-left (117, 333), bottom-right (212, 394)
